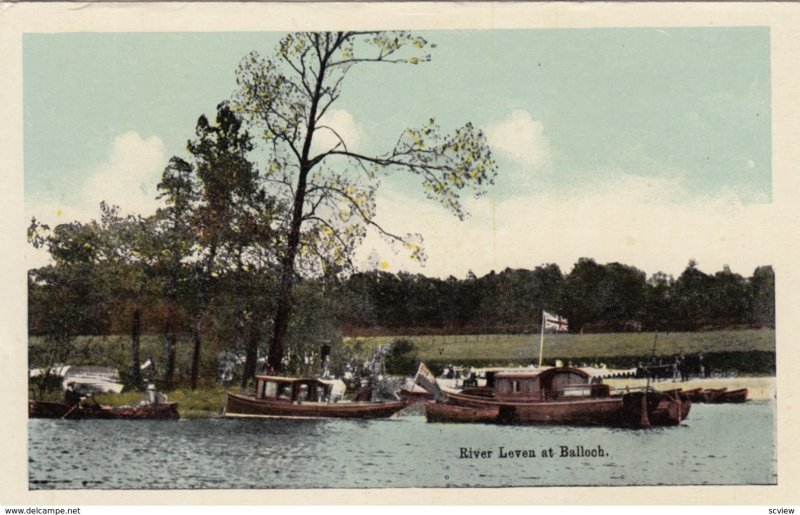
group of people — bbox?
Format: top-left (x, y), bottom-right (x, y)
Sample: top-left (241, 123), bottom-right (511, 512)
top-left (637, 353), bottom-right (708, 382)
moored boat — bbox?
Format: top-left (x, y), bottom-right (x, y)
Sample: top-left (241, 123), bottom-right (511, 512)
top-left (224, 375), bottom-right (407, 420)
top-left (684, 387), bottom-right (747, 403)
top-left (396, 384), bottom-right (434, 404)
top-left (713, 388), bottom-right (748, 403)
top-left (425, 402), bottom-right (498, 424)
top-left (28, 400), bottom-right (180, 420)
top-left (419, 365), bottom-right (689, 428)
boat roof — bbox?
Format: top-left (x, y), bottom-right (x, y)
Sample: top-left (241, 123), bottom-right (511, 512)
top-left (255, 375), bottom-right (328, 384)
top-left (495, 367), bottom-right (590, 379)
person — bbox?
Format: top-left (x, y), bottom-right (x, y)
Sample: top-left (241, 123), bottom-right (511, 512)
top-left (353, 379), bottom-right (373, 402)
top-left (63, 382), bottom-right (81, 408)
top-left (679, 355), bottom-right (689, 382)
top-left (145, 383), bottom-right (167, 404)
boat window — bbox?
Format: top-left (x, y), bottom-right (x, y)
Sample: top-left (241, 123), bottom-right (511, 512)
top-left (264, 381), bottom-right (278, 398)
top-left (497, 380), bottom-right (509, 394)
top-left (513, 380), bottom-right (522, 393)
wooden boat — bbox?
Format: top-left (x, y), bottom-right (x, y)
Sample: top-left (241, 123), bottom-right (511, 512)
top-left (714, 388), bottom-right (748, 403)
top-left (396, 385), bottom-right (434, 404)
top-left (424, 367), bottom-right (689, 428)
top-left (28, 400), bottom-right (179, 420)
top-left (224, 375), bottom-right (407, 420)
top-left (622, 390), bottom-right (691, 426)
top-left (425, 402), bottom-right (498, 424)
top-left (699, 388), bottom-right (728, 403)
top-left (684, 387), bottom-right (747, 404)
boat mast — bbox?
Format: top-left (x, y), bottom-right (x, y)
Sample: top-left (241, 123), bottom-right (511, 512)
top-left (646, 333), bottom-right (658, 391)
top-left (537, 309), bottom-right (546, 367)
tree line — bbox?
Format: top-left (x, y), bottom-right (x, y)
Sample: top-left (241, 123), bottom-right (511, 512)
top-left (338, 261), bottom-right (774, 335)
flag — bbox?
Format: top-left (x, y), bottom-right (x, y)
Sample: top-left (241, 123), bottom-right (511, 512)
top-left (413, 362), bottom-right (443, 400)
top-left (543, 310), bottom-right (569, 332)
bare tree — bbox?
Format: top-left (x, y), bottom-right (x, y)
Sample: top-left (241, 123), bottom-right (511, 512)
top-left (234, 32), bottom-right (497, 373)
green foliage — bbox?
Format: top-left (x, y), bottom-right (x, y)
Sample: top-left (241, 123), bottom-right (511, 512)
top-left (383, 338), bottom-right (418, 376)
top-left (338, 261), bottom-right (774, 334)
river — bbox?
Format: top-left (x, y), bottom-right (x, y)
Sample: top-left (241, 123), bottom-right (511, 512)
top-left (28, 402), bottom-right (776, 489)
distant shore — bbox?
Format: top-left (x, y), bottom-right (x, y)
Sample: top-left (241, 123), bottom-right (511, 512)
top-left (604, 375), bottom-right (775, 402)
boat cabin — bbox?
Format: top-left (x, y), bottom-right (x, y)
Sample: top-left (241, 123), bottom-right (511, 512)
top-left (254, 375), bottom-right (334, 403)
top-left (494, 367), bottom-right (610, 402)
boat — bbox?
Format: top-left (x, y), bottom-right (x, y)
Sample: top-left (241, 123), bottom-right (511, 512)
top-left (396, 383), bottom-right (435, 404)
top-left (421, 365), bottom-right (689, 428)
top-left (425, 402), bottom-right (498, 424)
top-left (684, 387), bottom-right (747, 403)
top-left (29, 365), bottom-right (125, 395)
top-left (716, 388), bottom-right (748, 403)
top-left (28, 399), bottom-right (179, 420)
top-left (224, 375), bottom-right (407, 420)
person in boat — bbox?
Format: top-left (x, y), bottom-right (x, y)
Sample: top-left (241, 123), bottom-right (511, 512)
top-left (144, 383), bottom-right (167, 404)
top-left (63, 382), bottom-right (81, 408)
top-left (353, 379), bottom-right (373, 402)
top-left (464, 370), bottom-right (478, 388)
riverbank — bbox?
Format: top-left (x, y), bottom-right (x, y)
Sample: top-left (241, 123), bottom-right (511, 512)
top-left (39, 375), bottom-right (774, 420)
top-left (604, 375), bottom-right (775, 402)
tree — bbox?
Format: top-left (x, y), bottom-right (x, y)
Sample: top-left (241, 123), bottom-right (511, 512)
top-left (157, 103), bottom-right (279, 388)
top-left (673, 260), bottom-right (714, 329)
top-left (643, 271), bottom-right (675, 330)
top-left (749, 265), bottom-right (775, 327)
top-left (155, 156), bottom-right (198, 387)
top-left (708, 265), bottom-right (750, 326)
top-left (233, 32), bottom-right (496, 372)
top-left (560, 259), bottom-right (646, 332)
top-left (384, 338), bottom-right (418, 376)
top-left (95, 205), bottom-right (164, 390)
top-left (27, 219), bottom-right (111, 396)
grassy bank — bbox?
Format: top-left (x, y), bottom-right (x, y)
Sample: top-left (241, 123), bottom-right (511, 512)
top-left (93, 386), bottom-right (251, 418)
top-left (344, 329), bottom-right (774, 362)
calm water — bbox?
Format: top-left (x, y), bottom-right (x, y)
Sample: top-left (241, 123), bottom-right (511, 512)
top-left (29, 403), bottom-right (776, 489)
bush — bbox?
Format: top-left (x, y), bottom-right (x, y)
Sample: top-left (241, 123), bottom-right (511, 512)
top-left (384, 339), bottom-right (418, 376)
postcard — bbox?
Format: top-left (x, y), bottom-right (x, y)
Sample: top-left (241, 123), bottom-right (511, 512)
top-left (1, 1), bottom-right (799, 507)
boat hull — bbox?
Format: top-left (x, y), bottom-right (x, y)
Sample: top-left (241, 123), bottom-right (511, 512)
top-left (622, 391), bottom-right (690, 427)
top-left (430, 390), bottom-right (689, 428)
top-left (224, 392), bottom-right (406, 419)
top-left (686, 388), bottom-right (747, 403)
top-left (714, 388), bottom-right (748, 403)
top-left (29, 400), bottom-right (180, 420)
top-left (426, 402), bottom-right (499, 424)
top-left (396, 388), bottom-right (434, 405)
top-left (498, 397), bottom-right (629, 426)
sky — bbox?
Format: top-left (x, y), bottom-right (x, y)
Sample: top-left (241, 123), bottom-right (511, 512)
top-left (23, 28), bottom-right (773, 279)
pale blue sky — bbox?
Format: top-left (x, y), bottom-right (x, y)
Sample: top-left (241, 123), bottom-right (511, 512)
top-left (23, 28), bottom-right (773, 276)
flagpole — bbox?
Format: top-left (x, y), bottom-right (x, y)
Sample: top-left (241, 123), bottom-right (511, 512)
top-left (538, 310), bottom-right (545, 368)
